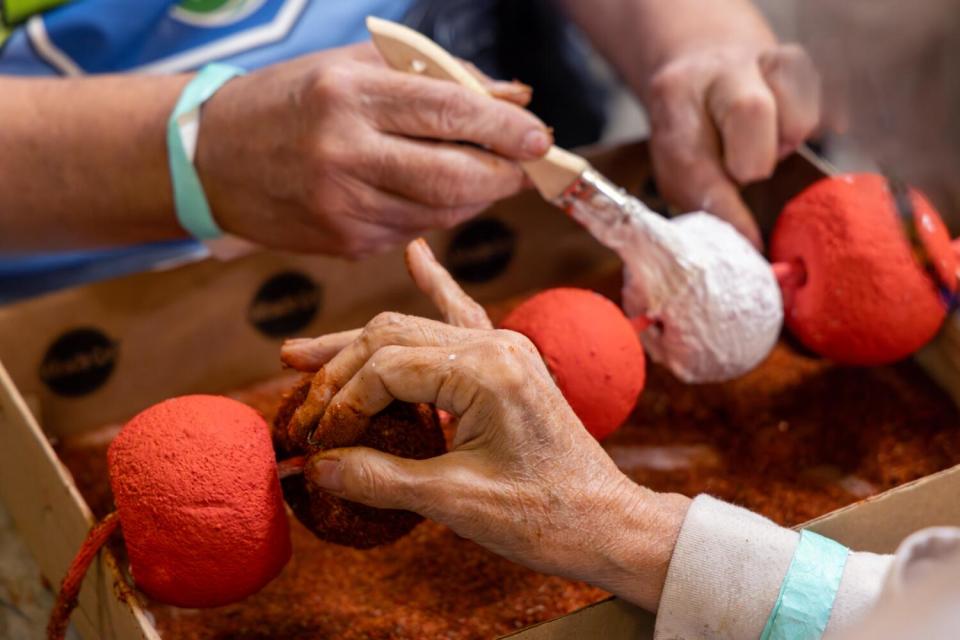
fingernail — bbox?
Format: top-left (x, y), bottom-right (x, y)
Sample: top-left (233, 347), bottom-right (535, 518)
top-left (308, 457), bottom-right (344, 493)
top-left (522, 129), bottom-right (551, 157)
top-left (491, 80), bottom-right (532, 98)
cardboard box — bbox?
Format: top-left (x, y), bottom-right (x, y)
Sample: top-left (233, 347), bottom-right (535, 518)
top-left (1, 142), bottom-right (959, 639)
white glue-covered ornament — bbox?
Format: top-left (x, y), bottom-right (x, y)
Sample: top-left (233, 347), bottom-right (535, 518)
top-left (568, 194), bottom-right (782, 383)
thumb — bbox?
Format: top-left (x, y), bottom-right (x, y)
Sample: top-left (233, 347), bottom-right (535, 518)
top-left (306, 447), bottom-right (436, 512)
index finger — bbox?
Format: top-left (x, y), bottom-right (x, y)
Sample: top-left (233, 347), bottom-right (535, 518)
top-left (405, 239), bottom-right (493, 330)
top-left (322, 313), bottom-right (487, 391)
top-left (281, 239), bottom-right (493, 372)
top-left (285, 314), bottom-right (488, 441)
top-left (282, 330), bottom-right (361, 371)
top-left (457, 58), bottom-right (533, 107)
top-left (362, 70), bottom-right (553, 161)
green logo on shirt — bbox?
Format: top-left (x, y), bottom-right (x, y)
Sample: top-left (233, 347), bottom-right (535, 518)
top-left (173, 0), bottom-right (267, 26)
top-left (178, 0), bottom-right (233, 12)
top-left (1, 0), bottom-right (66, 26)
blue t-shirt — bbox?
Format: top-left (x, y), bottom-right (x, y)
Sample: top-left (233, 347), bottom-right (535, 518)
top-left (0, 0), bottom-right (414, 302)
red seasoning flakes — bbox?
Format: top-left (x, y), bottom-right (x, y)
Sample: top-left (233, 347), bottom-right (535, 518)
top-left (55, 328), bottom-right (960, 638)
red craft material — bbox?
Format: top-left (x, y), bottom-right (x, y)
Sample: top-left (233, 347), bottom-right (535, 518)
top-left (500, 288), bottom-right (646, 440)
top-left (47, 512), bottom-right (121, 640)
top-left (108, 395), bottom-right (291, 608)
top-left (771, 174), bottom-right (956, 365)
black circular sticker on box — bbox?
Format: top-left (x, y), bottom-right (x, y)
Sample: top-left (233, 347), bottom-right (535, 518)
top-left (248, 271), bottom-right (323, 338)
top-left (39, 327), bottom-right (118, 397)
top-left (445, 218), bottom-right (516, 284)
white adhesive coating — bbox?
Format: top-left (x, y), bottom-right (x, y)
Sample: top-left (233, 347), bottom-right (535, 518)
top-left (567, 186), bottom-right (782, 383)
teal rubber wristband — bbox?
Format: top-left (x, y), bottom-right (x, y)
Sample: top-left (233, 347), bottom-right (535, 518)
top-left (760, 530), bottom-right (850, 640)
top-left (167, 63), bottom-right (245, 240)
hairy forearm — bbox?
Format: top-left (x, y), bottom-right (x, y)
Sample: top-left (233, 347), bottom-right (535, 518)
top-left (0, 75), bottom-right (191, 251)
top-left (559, 0), bottom-right (776, 95)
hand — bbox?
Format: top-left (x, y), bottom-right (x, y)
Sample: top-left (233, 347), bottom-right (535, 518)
top-left (298, 316), bottom-right (688, 610)
top-left (195, 43), bottom-right (552, 257)
top-left (281, 240), bottom-right (690, 611)
top-left (645, 43), bottom-right (821, 247)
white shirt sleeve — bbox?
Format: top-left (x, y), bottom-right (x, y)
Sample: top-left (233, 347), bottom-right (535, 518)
top-left (654, 495), bottom-right (892, 640)
top-left (839, 527), bottom-right (960, 640)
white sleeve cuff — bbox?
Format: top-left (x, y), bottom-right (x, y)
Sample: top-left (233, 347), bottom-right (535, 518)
top-left (654, 495), bottom-right (892, 640)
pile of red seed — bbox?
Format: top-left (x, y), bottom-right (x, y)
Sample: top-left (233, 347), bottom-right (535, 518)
top-left (56, 288), bottom-right (960, 638)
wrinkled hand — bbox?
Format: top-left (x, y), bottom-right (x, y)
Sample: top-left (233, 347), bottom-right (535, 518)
top-left (295, 315), bottom-right (687, 609)
top-left (645, 43), bottom-right (820, 246)
top-left (281, 241), bottom-right (689, 611)
top-left (196, 43), bottom-right (552, 257)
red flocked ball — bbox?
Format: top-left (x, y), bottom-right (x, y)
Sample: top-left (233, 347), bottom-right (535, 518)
top-left (771, 174), bottom-right (956, 365)
top-left (108, 395), bottom-right (291, 608)
top-left (500, 288), bottom-right (646, 440)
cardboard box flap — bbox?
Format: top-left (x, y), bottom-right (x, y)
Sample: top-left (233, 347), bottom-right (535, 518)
top-left (510, 461), bottom-right (960, 638)
top-left (0, 360), bottom-right (157, 639)
top-left (3, 140), bottom-right (959, 639)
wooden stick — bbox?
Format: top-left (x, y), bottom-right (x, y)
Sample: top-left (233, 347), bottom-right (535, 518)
top-left (772, 259), bottom-right (807, 290)
top-left (630, 315), bottom-right (654, 334)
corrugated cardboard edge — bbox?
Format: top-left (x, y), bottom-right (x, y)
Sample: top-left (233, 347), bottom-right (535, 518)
top-left (0, 360), bottom-right (158, 639)
top-left (0, 142), bottom-right (635, 638)
top-left (502, 596), bottom-right (654, 640)
top-left (804, 462), bottom-right (960, 551)
top-left (507, 462), bottom-right (960, 639)
top-left (0, 203), bottom-right (621, 438)
top-left (508, 285), bottom-right (960, 638)
top-left (3, 141), bottom-right (960, 639)
top-left (507, 464), bottom-right (960, 639)
top-left (508, 147), bottom-right (960, 639)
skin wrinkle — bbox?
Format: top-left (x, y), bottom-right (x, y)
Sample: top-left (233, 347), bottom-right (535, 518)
top-left (278, 242), bottom-right (691, 611)
top-left (195, 43), bottom-right (546, 256)
top-left (438, 370), bottom-right (479, 425)
top-left (276, 376), bottom-right (446, 548)
top-left (454, 400), bottom-right (495, 450)
top-left (0, 19), bottom-right (609, 255)
top-left (556, 0), bottom-right (820, 247)
top-left (287, 369), bottom-right (333, 447)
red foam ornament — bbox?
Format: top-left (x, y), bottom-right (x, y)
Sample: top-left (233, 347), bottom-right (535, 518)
top-left (771, 174), bottom-right (956, 365)
top-left (108, 395), bottom-right (291, 608)
top-left (500, 288), bottom-right (646, 440)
